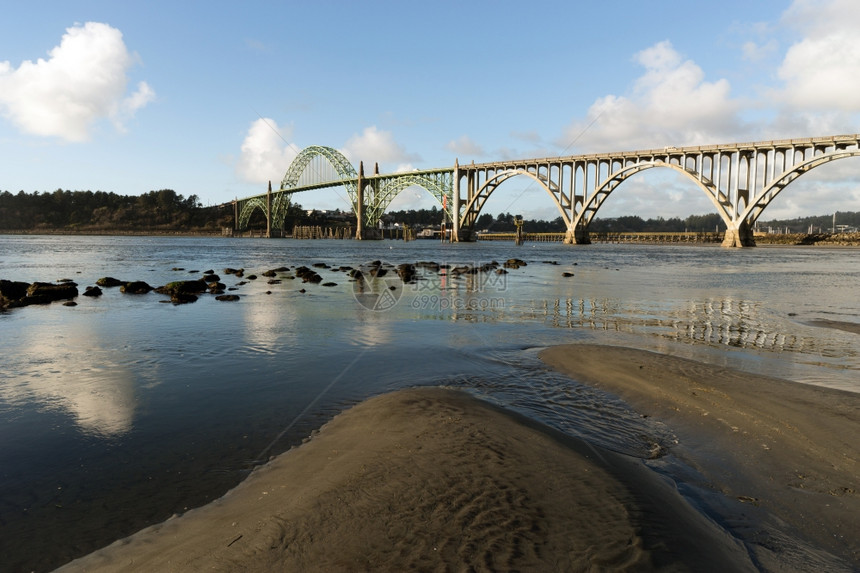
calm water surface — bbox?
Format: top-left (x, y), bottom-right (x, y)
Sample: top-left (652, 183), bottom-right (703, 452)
top-left (1, 235), bottom-right (858, 571)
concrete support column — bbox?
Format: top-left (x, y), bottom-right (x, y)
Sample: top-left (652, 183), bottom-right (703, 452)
top-left (721, 219), bottom-right (756, 247)
top-left (266, 181), bottom-right (272, 238)
top-left (355, 162), bottom-right (364, 240)
top-left (452, 159), bottom-right (460, 242)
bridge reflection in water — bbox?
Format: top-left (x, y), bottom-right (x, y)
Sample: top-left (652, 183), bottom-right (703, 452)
top-left (540, 296), bottom-right (857, 359)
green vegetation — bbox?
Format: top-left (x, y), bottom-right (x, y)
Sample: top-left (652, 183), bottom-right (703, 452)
top-left (0, 189), bottom-right (232, 232)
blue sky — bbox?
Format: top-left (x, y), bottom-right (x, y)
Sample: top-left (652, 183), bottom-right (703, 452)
top-left (2, 0), bottom-right (860, 222)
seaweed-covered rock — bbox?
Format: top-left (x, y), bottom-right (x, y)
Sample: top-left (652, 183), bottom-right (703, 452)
top-left (96, 277), bottom-right (124, 287)
top-left (503, 258), bottom-right (527, 269)
top-left (155, 280), bottom-right (208, 295)
top-left (120, 281), bottom-right (154, 294)
top-left (170, 292), bottom-right (198, 304)
top-left (26, 282), bottom-right (79, 304)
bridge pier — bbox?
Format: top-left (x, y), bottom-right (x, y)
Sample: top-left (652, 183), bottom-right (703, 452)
top-left (457, 227), bottom-right (476, 242)
top-left (721, 221), bottom-right (756, 247)
top-left (563, 224), bottom-right (591, 245)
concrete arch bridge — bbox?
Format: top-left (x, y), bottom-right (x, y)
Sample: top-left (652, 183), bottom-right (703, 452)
top-left (231, 134), bottom-right (860, 247)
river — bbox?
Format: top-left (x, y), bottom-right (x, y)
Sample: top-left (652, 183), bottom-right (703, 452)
top-left (1, 235), bottom-right (858, 572)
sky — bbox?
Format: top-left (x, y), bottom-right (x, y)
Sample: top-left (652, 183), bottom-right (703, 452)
top-left (2, 0), bottom-right (860, 223)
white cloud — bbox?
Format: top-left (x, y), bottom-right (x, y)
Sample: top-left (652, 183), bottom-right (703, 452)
top-left (0, 22), bottom-right (154, 142)
top-left (741, 39), bottom-right (779, 62)
top-left (236, 118), bottom-right (298, 185)
top-left (561, 41), bottom-right (743, 153)
top-left (446, 135), bottom-right (485, 157)
top-left (775, 0), bottom-right (860, 112)
top-left (340, 126), bottom-right (420, 169)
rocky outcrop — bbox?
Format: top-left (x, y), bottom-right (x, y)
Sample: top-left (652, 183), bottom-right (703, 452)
top-left (0, 280), bottom-right (78, 308)
top-left (96, 277), bottom-right (125, 287)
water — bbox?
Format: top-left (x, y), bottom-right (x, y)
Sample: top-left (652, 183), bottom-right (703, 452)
top-left (1, 235), bottom-right (859, 572)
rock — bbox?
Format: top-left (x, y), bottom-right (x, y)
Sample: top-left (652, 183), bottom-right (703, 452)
top-left (416, 261), bottom-right (440, 272)
top-left (63, 301), bottom-right (77, 307)
top-left (396, 263), bottom-right (417, 283)
top-left (96, 277), bottom-right (124, 287)
top-left (562, 272), bottom-right (575, 277)
top-left (120, 281), bottom-right (154, 294)
top-left (82, 286), bottom-right (103, 297)
top-left (155, 280), bottom-right (208, 295)
top-left (202, 274), bottom-right (221, 283)
top-left (203, 270), bottom-right (214, 275)
top-left (321, 282), bottom-right (337, 287)
top-left (26, 282), bottom-right (79, 304)
top-left (0, 280), bottom-right (30, 306)
top-left (504, 258), bottom-right (527, 269)
top-left (170, 292), bottom-right (198, 304)
top-left (215, 294), bottom-right (240, 301)
top-left (295, 266), bottom-right (323, 283)
top-left (262, 270), bottom-right (277, 277)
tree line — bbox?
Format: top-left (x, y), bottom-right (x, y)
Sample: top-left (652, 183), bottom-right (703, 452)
top-left (0, 189), bottom-right (232, 231)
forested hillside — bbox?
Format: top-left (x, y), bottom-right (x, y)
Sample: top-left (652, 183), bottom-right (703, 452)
top-left (0, 189), bottom-right (231, 231)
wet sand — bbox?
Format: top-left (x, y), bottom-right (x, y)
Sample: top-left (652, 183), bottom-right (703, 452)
top-left (807, 318), bottom-right (860, 335)
top-left (541, 344), bottom-right (860, 571)
top-left (57, 386), bottom-right (754, 572)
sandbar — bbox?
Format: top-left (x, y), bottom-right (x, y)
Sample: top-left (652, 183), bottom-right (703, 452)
top-left (541, 343), bottom-right (860, 570)
top-left (57, 386), bottom-right (754, 572)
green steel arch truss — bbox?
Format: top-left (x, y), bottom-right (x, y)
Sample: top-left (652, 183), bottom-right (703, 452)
top-left (237, 145), bottom-right (360, 233)
top-left (367, 170), bottom-right (454, 227)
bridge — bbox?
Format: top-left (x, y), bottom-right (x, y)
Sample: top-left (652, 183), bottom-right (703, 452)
top-left (231, 134), bottom-right (860, 247)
